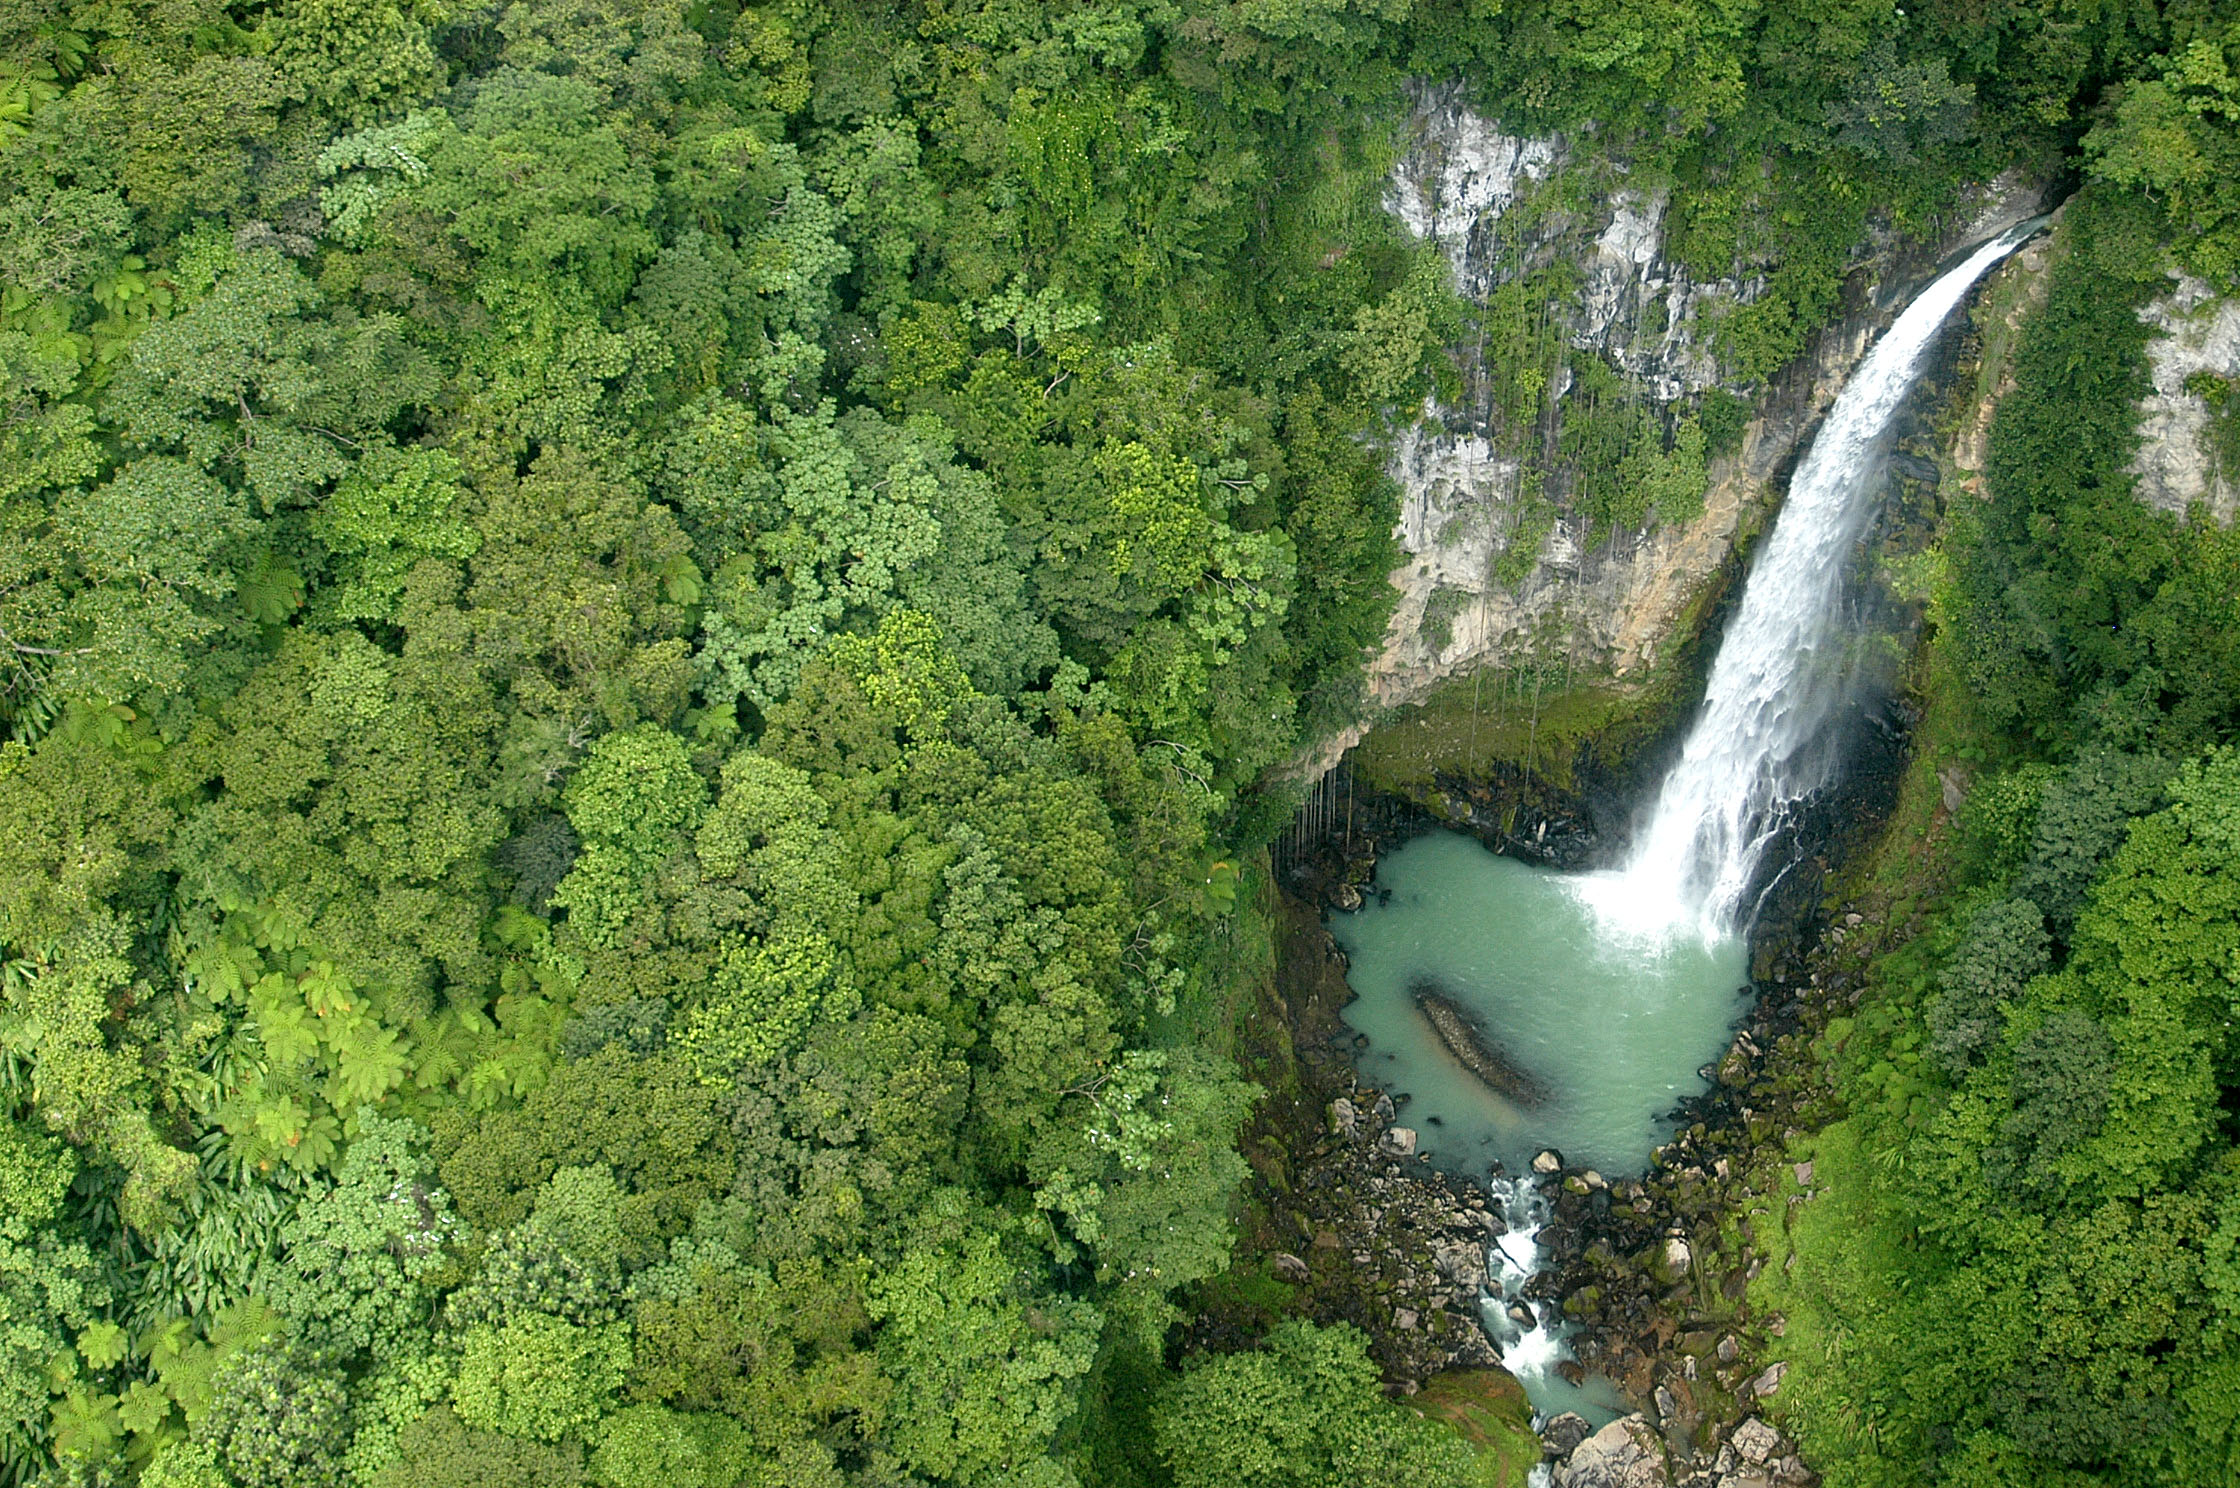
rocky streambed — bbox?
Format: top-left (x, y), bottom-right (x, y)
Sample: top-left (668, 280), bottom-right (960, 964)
top-left (1518, 885), bottom-right (1911, 1488)
top-left (1208, 891), bottom-right (1511, 1390)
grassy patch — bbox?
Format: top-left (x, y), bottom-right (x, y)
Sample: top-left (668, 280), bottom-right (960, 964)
top-left (1941, 230), bottom-right (2064, 462)
top-left (1410, 1368), bottom-right (1543, 1488)
top-left (1738, 1121), bottom-right (1915, 1488)
top-left (1149, 854), bottom-right (1279, 1061)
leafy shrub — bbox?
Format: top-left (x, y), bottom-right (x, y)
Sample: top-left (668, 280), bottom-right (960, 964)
top-left (1152, 1320), bottom-right (1484, 1488)
top-left (195, 1338), bottom-right (353, 1488)
top-left (1926, 897), bottom-right (2050, 1074)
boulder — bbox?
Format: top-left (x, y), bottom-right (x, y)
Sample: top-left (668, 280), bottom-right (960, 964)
top-left (1380, 1126), bottom-right (1419, 1157)
top-left (1936, 765), bottom-right (1968, 818)
top-left (1748, 1362), bottom-right (1788, 1399)
top-left (1433, 1241), bottom-right (1487, 1290)
top-left (1650, 1235), bottom-right (1692, 1285)
top-left (1552, 1414), bottom-right (1670, 1488)
top-left (1329, 1098), bottom-right (1359, 1137)
top-left (1329, 881), bottom-right (1363, 911)
top-left (1271, 1252), bottom-right (1310, 1283)
top-left (1533, 1149), bottom-right (1565, 1174)
top-left (1540, 1411), bottom-right (1594, 1457)
top-left (1730, 1418), bottom-right (1780, 1465)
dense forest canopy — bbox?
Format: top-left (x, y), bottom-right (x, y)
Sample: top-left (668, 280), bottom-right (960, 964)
top-left (0, 1), bottom-right (2237, 1486)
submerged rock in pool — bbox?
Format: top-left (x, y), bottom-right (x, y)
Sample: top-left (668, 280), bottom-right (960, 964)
top-left (1409, 979), bottom-right (1552, 1107)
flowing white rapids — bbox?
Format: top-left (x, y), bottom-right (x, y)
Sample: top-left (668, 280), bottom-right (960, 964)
top-left (1580, 223), bottom-right (2041, 944)
top-left (1480, 1175), bottom-right (1561, 1369)
top-left (1478, 1170), bottom-right (1630, 1430)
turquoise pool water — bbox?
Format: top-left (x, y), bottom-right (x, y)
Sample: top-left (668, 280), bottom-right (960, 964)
top-left (1330, 831), bottom-right (1751, 1180)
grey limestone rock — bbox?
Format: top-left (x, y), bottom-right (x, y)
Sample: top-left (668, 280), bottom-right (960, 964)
top-left (1730, 1418), bottom-right (1780, 1466)
top-left (2130, 274), bottom-right (2240, 523)
top-left (1554, 1415), bottom-right (1671, 1488)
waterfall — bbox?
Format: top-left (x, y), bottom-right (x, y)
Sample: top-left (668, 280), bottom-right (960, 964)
top-left (1582, 223), bottom-right (2042, 943)
top-left (1454, 222), bottom-right (2042, 1424)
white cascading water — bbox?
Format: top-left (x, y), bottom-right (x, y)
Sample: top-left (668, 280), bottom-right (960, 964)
top-left (1581, 222), bottom-right (2042, 945)
top-left (1488, 224), bottom-right (2041, 1428)
top-left (1479, 1174), bottom-right (1561, 1369)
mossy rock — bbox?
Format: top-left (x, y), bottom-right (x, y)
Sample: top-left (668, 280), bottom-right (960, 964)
top-left (1350, 673), bottom-right (1655, 794)
top-left (1410, 1367), bottom-right (1542, 1487)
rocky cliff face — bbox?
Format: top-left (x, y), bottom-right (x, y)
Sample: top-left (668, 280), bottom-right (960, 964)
top-left (2132, 274), bottom-right (2240, 524)
top-left (1362, 88), bottom-right (2046, 719)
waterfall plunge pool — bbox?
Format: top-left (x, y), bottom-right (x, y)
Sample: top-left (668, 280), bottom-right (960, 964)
top-left (1332, 831), bottom-right (1751, 1180)
top-left (1330, 830), bottom-right (1750, 1423)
